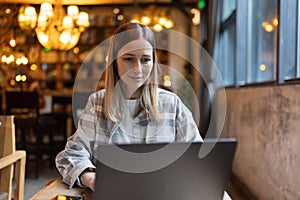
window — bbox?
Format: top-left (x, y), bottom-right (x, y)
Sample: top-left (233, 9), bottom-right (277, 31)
top-left (216, 20), bottom-right (235, 86)
top-left (279, 0), bottom-right (300, 82)
top-left (222, 0), bottom-right (236, 20)
top-left (211, 0), bottom-right (300, 86)
top-left (235, 0), bottom-right (278, 85)
top-left (215, 0), bottom-right (236, 87)
top-left (246, 0), bottom-right (278, 84)
top-left (215, 0), bottom-right (280, 86)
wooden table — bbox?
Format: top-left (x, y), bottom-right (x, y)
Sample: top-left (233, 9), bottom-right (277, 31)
top-left (30, 177), bottom-right (232, 200)
top-left (29, 178), bottom-right (93, 200)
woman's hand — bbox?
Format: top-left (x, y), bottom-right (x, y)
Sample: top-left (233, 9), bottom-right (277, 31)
top-left (80, 170), bottom-right (96, 191)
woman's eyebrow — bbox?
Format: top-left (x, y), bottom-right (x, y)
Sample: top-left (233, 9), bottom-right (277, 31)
top-left (121, 53), bottom-right (135, 56)
top-left (121, 53), bottom-right (152, 57)
top-left (141, 55), bottom-right (152, 58)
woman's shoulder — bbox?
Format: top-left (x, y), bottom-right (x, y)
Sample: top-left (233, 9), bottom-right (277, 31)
top-left (90, 89), bottom-right (105, 97)
top-left (157, 88), bottom-right (180, 102)
top-left (157, 88), bottom-right (177, 96)
top-left (87, 89), bottom-right (106, 103)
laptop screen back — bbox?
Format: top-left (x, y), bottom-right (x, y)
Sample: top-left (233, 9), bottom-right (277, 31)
top-left (93, 138), bottom-right (237, 200)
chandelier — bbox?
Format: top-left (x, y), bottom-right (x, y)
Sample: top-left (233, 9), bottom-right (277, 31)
top-left (130, 5), bottom-right (174, 32)
top-left (17, 0), bottom-right (90, 51)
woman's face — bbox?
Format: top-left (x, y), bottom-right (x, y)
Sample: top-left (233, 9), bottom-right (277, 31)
top-left (116, 39), bottom-right (153, 93)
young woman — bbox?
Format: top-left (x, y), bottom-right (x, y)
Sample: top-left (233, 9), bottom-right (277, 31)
top-left (56, 22), bottom-right (202, 191)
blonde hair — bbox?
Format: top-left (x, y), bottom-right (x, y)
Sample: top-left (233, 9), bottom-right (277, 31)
top-left (104, 23), bottom-right (160, 122)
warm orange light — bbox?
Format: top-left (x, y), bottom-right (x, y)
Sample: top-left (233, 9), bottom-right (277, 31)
top-left (153, 24), bottom-right (163, 32)
top-left (30, 64), bottom-right (38, 71)
top-left (260, 64), bottom-right (267, 71)
top-left (15, 74), bottom-right (22, 82)
top-left (73, 47), bottom-right (79, 54)
top-left (130, 18), bottom-right (140, 23)
top-left (10, 79), bottom-right (16, 86)
top-left (191, 8), bottom-right (201, 25)
top-left (9, 38), bottom-right (17, 47)
top-left (164, 80), bottom-right (172, 87)
top-left (272, 18), bottom-right (279, 26)
top-left (158, 17), bottom-right (166, 25)
top-left (141, 16), bottom-right (151, 25)
top-left (18, 2), bottom-right (90, 51)
top-left (262, 22), bottom-right (274, 32)
top-left (67, 5), bottom-right (79, 18)
top-left (5, 8), bottom-right (11, 14)
top-left (1, 55), bottom-right (6, 63)
top-left (21, 75), bottom-right (27, 82)
top-left (164, 20), bottom-right (174, 29)
top-left (265, 24), bottom-right (274, 32)
top-left (163, 75), bottom-right (172, 87)
top-left (77, 12), bottom-right (90, 27)
top-left (164, 75), bottom-right (171, 81)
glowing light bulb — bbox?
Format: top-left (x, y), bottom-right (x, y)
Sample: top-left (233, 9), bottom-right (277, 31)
top-left (9, 38), bottom-right (17, 47)
top-left (260, 64), bottom-right (267, 71)
top-left (153, 24), bottom-right (163, 32)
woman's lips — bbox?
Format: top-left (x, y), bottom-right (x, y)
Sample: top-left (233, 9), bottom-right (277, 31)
top-left (129, 75), bottom-right (143, 80)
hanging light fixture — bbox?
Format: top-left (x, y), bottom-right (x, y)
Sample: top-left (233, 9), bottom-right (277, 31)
top-left (130, 5), bottom-right (174, 32)
top-left (18, 0), bottom-right (90, 51)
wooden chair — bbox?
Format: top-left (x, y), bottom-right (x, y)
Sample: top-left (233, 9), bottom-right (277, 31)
top-left (0, 115), bottom-right (26, 200)
top-left (5, 91), bottom-right (40, 178)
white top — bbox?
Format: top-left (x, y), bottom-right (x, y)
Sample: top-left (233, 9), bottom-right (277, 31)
top-left (112, 99), bottom-right (144, 144)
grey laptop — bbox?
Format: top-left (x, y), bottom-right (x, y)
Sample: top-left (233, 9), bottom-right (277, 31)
top-left (93, 138), bottom-right (237, 200)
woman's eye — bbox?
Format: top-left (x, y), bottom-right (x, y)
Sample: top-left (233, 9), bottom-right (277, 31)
top-left (122, 57), bottom-right (151, 63)
top-left (123, 57), bottom-right (135, 62)
top-left (141, 58), bottom-right (151, 63)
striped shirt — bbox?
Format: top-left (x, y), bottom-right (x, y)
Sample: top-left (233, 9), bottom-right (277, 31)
top-left (55, 88), bottom-right (203, 187)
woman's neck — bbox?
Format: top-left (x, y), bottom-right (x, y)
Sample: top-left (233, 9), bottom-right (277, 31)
top-left (121, 84), bottom-right (142, 99)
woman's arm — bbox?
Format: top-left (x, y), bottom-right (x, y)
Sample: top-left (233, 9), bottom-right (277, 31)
top-left (55, 93), bottom-right (98, 188)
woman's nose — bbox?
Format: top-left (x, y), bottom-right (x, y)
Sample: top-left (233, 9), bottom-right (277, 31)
top-left (133, 60), bottom-right (142, 71)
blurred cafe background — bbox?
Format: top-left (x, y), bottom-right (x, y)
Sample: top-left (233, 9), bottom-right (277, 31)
top-left (0, 0), bottom-right (300, 199)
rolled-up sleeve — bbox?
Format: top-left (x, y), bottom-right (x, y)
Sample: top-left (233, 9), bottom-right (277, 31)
top-left (55, 94), bottom-right (97, 188)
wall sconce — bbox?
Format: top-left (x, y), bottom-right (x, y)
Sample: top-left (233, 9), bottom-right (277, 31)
top-left (17, 0), bottom-right (90, 51)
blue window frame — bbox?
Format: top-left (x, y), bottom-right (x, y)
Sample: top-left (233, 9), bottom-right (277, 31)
top-left (279, 0), bottom-right (300, 83)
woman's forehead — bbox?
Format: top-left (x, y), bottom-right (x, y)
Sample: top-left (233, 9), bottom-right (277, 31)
top-left (117, 39), bottom-right (153, 56)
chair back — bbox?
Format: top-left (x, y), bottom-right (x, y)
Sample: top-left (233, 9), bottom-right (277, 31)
top-left (0, 116), bottom-right (15, 200)
top-left (5, 92), bottom-right (40, 161)
top-left (0, 115), bottom-right (26, 200)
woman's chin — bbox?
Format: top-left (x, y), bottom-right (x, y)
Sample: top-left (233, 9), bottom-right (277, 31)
top-left (125, 78), bottom-right (145, 87)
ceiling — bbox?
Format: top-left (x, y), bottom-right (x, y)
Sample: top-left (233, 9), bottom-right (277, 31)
top-left (0, 0), bottom-right (200, 10)
top-left (0, 0), bottom-right (177, 5)
top-left (0, 0), bottom-right (132, 5)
